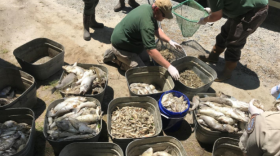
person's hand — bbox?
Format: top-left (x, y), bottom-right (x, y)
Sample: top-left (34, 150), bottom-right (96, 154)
top-left (248, 99), bottom-right (264, 115)
top-left (204, 7), bottom-right (211, 14)
top-left (167, 65), bottom-right (180, 80)
top-left (197, 17), bottom-right (207, 25)
top-left (169, 40), bottom-right (182, 50)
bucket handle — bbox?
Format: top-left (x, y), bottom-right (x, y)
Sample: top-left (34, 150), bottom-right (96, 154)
top-left (161, 113), bottom-right (170, 119)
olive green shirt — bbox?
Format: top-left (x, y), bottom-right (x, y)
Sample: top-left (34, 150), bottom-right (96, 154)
top-left (208, 0), bottom-right (268, 18)
top-left (111, 4), bottom-right (158, 54)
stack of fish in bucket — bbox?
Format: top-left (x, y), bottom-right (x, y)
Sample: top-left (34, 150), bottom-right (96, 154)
top-left (159, 90), bottom-right (190, 132)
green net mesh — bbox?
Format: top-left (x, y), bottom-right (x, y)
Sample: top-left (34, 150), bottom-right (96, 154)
top-left (172, 0), bottom-right (209, 37)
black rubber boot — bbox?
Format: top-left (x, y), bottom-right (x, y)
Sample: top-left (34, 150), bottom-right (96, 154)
top-left (114, 0), bottom-right (125, 12)
top-left (215, 61), bottom-right (238, 82)
top-left (83, 14), bottom-right (91, 41)
top-left (90, 13), bottom-right (104, 28)
top-left (128, 0), bottom-right (139, 8)
top-left (198, 45), bottom-right (225, 63)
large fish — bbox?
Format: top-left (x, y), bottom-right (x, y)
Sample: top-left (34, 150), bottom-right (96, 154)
top-left (197, 107), bottom-right (225, 118)
top-left (62, 62), bottom-right (85, 79)
top-left (74, 101), bottom-right (97, 113)
top-left (0, 133), bottom-right (20, 151)
top-left (203, 102), bottom-right (249, 122)
top-left (51, 73), bottom-right (76, 94)
top-left (190, 95), bottom-right (200, 111)
top-left (68, 118), bottom-right (93, 134)
top-left (80, 76), bottom-right (96, 95)
top-left (216, 116), bottom-right (237, 125)
top-left (56, 119), bottom-right (79, 133)
top-left (199, 115), bottom-right (237, 133)
top-left (76, 70), bottom-right (94, 85)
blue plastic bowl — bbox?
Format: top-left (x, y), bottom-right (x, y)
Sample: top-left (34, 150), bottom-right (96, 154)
top-left (158, 90), bottom-right (190, 118)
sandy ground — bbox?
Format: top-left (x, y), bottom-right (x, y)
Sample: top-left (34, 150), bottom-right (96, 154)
top-left (0, 0), bottom-right (279, 155)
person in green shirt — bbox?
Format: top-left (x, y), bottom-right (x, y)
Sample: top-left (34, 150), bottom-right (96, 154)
top-left (103, 0), bottom-right (182, 80)
top-left (197, 0), bottom-right (268, 82)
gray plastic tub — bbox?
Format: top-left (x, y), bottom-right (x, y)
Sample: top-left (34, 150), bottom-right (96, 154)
top-left (193, 93), bottom-right (242, 144)
top-left (213, 137), bottom-right (243, 156)
top-left (125, 66), bottom-right (175, 100)
top-left (43, 97), bottom-right (102, 156)
top-left (13, 38), bottom-right (65, 80)
top-left (59, 142), bottom-right (124, 156)
top-left (0, 68), bottom-right (37, 109)
top-left (59, 63), bottom-right (108, 106)
top-left (126, 136), bottom-right (188, 156)
top-left (171, 56), bottom-right (217, 99)
top-left (107, 96), bottom-right (162, 151)
top-left (0, 108), bottom-right (36, 156)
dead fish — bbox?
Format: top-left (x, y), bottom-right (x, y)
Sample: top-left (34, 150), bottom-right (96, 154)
top-left (3, 120), bottom-right (17, 128)
top-left (76, 70), bottom-right (94, 85)
top-left (49, 102), bottom-right (79, 117)
top-left (62, 62), bottom-right (85, 79)
top-left (197, 107), bottom-right (225, 118)
top-left (47, 130), bottom-right (76, 140)
top-left (141, 148), bottom-right (153, 156)
top-left (189, 95), bottom-right (200, 111)
top-left (58, 134), bottom-right (93, 141)
top-left (197, 118), bottom-right (208, 127)
top-left (64, 96), bottom-right (87, 102)
top-left (199, 115), bottom-right (226, 132)
top-left (0, 133), bottom-right (20, 151)
top-left (74, 101), bottom-right (97, 113)
top-left (56, 119), bottom-right (79, 133)
top-left (80, 76), bottom-right (96, 95)
top-left (76, 114), bottom-right (100, 124)
top-left (68, 118), bottom-right (93, 134)
top-left (0, 86), bottom-right (11, 97)
top-left (227, 99), bottom-right (249, 112)
top-left (92, 87), bottom-right (103, 95)
top-left (200, 97), bottom-right (232, 106)
top-left (64, 86), bottom-right (80, 95)
top-left (152, 152), bottom-right (172, 156)
top-left (216, 116), bottom-right (237, 125)
top-left (51, 73), bottom-right (77, 94)
top-left (223, 124), bottom-right (238, 133)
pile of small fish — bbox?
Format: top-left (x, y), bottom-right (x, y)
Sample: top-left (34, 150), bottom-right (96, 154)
top-left (140, 147), bottom-right (172, 156)
top-left (0, 86), bottom-right (16, 106)
top-left (0, 120), bottom-right (31, 155)
top-left (111, 106), bottom-right (155, 138)
top-left (47, 97), bottom-right (102, 141)
top-left (192, 92), bottom-right (252, 133)
top-left (32, 56), bottom-right (52, 65)
top-left (161, 93), bottom-right (188, 112)
top-left (51, 62), bottom-right (107, 95)
top-left (179, 69), bottom-right (204, 88)
top-left (130, 83), bottom-right (160, 95)
top-left (159, 49), bottom-right (175, 62)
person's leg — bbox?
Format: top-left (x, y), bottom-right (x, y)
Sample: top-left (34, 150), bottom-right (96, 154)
top-left (90, 0), bottom-right (104, 28)
top-left (114, 0), bottom-right (125, 12)
top-left (83, 0), bottom-right (93, 41)
top-left (198, 20), bottom-right (230, 63)
top-left (128, 0), bottom-right (139, 8)
top-left (216, 5), bottom-right (268, 82)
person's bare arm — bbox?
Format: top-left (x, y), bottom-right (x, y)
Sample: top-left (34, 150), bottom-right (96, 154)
top-left (146, 48), bottom-right (170, 68)
top-left (204, 10), bottom-right (223, 22)
top-left (154, 28), bottom-right (170, 43)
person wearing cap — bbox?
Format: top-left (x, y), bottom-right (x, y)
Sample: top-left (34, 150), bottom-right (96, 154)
top-left (239, 99), bottom-right (280, 156)
top-left (103, 0), bottom-right (182, 80)
top-left (197, 0), bottom-right (268, 82)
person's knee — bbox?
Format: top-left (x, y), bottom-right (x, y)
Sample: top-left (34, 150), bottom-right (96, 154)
top-left (224, 49), bottom-right (241, 62)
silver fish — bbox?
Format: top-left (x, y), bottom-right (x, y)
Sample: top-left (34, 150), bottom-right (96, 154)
top-left (216, 116), bottom-right (237, 125)
top-left (80, 76), bottom-right (96, 95)
top-left (76, 114), bottom-right (100, 124)
top-left (47, 130), bottom-right (76, 140)
top-left (200, 115), bottom-right (238, 133)
top-left (190, 95), bottom-right (200, 111)
top-left (62, 62), bottom-right (85, 79)
top-left (56, 119), bottom-right (79, 133)
top-left (152, 152), bottom-right (172, 156)
top-left (0, 133), bottom-right (20, 151)
top-left (197, 107), bottom-right (225, 118)
top-left (74, 101), bottom-right (97, 113)
top-left (68, 118), bottom-right (93, 134)
top-left (76, 70), bottom-right (94, 85)
top-left (51, 73), bottom-right (77, 94)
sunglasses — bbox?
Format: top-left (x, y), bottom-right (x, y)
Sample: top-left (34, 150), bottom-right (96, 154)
top-left (159, 9), bottom-right (165, 18)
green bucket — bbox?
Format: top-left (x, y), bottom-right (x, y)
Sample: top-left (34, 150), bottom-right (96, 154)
top-left (172, 0), bottom-right (209, 37)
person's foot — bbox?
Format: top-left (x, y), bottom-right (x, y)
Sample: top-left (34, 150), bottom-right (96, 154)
top-left (90, 14), bottom-right (104, 28)
top-left (103, 49), bottom-right (115, 63)
top-left (128, 0), bottom-right (139, 8)
top-left (114, 0), bottom-right (125, 12)
top-left (214, 61), bottom-right (237, 82)
top-left (198, 45), bottom-right (225, 63)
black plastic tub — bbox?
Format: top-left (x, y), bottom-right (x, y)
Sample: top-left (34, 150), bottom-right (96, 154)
top-left (0, 68), bottom-right (37, 109)
top-left (43, 97), bottom-right (102, 156)
top-left (212, 137), bottom-right (243, 156)
top-left (107, 96), bottom-right (162, 151)
top-left (126, 136), bottom-right (188, 156)
top-left (59, 142), bottom-right (124, 156)
top-left (125, 66), bottom-right (175, 101)
top-left (59, 63), bottom-right (108, 108)
top-left (171, 56), bottom-right (217, 99)
top-left (13, 38), bottom-right (65, 80)
top-left (193, 93), bottom-right (243, 144)
top-left (0, 108), bottom-right (36, 156)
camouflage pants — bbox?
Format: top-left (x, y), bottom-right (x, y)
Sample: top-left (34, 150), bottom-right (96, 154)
top-left (216, 5), bottom-right (268, 62)
top-left (83, 0), bottom-right (99, 15)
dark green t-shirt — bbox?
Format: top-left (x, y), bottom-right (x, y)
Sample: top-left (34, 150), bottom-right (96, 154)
top-left (208, 0), bottom-right (268, 18)
top-left (111, 4), bottom-right (158, 54)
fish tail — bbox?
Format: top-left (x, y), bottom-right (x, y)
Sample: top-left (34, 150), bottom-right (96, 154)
top-left (51, 87), bottom-right (57, 94)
